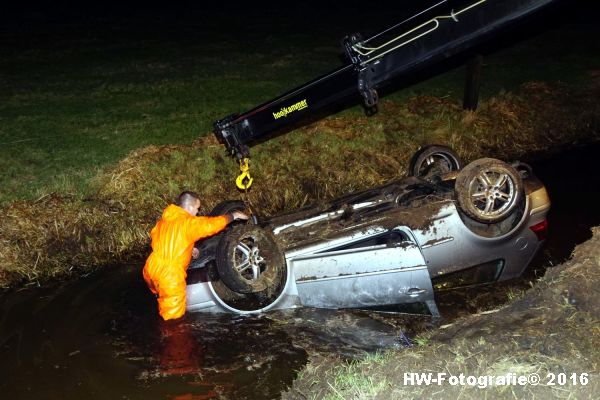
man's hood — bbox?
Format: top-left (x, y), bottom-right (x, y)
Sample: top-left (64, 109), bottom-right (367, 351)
top-left (162, 204), bottom-right (189, 220)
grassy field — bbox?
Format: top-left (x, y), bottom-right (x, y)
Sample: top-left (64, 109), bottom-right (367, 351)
top-left (1, 7), bottom-right (599, 204)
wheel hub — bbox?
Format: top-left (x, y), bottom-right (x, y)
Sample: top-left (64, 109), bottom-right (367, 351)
top-left (235, 239), bottom-right (265, 281)
top-left (472, 171), bottom-right (514, 216)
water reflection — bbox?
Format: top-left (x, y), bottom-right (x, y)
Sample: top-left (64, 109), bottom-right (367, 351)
top-left (158, 321), bottom-right (201, 377)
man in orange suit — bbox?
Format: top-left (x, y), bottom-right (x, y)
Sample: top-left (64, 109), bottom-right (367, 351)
top-left (143, 191), bottom-right (248, 320)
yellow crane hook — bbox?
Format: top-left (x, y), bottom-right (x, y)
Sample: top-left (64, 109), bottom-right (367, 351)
top-left (236, 157), bottom-right (253, 190)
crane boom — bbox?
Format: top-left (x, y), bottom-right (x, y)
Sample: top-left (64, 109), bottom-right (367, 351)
top-left (213, 0), bottom-right (557, 160)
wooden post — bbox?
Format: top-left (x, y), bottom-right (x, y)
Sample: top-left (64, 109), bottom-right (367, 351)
top-left (463, 54), bottom-right (484, 110)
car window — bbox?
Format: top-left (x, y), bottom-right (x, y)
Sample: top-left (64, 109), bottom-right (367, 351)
top-left (327, 230), bottom-right (412, 252)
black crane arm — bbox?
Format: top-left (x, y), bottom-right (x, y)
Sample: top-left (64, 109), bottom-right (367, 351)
top-left (213, 0), bottom-right (557, 160)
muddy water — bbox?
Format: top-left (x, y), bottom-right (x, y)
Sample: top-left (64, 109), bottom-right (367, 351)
top-left (1, 143), bottom-right (599, 399)
top-left (0, 263), bottom-right (425, 399)
top-left (527, 143), bottom-right (600, 266)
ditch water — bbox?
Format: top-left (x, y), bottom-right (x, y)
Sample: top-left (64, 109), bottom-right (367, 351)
top-left (1, 143), bottom-right (599, 399)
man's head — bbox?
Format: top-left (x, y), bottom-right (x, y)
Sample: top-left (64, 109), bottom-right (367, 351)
top-left (176, 191), bottom-right (201, 216)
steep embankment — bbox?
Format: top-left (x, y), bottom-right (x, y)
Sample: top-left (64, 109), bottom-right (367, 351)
top-left (1, 79), bottom-right (599, 288)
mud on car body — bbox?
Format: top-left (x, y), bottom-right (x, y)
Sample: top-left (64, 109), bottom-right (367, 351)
top-left (185, 146), bottom-right (550, 316)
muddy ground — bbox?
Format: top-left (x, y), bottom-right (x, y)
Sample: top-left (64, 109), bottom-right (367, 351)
top-left (284, 227), bottom-right (600, 399)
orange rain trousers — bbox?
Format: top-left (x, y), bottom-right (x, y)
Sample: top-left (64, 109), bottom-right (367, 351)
top-left (143, 204), bottom-right (229, 320)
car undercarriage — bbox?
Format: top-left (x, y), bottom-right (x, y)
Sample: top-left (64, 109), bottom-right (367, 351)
top-left (186, 152), bottom-right (550, 315)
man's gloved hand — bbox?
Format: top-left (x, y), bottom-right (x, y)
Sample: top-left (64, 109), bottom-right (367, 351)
top-left (230, 211), bottom-right (250, 222)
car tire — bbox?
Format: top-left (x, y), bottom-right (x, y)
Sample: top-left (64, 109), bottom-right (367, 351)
top-left (215, 224), bottom-right (286, 294)
top-left (189, 200), bottom-right (247, 269)
top-left (192, 200), bottom-right (248, 259)
top-left (408, 145), bottom-right (462, 179)
top-left (208, 200), bottom-right (246, 216)
top-left (207, 199), bottom-right (248, 243)
top-left (455, 158), bottom-right (523, 223)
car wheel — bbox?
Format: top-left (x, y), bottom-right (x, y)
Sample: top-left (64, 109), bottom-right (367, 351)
top-left (215, 224), bottom-right (286, 294)
top-left (408, 145), bottom-right (462, 179)
top-left (455, 158), bottom-right (523, 223)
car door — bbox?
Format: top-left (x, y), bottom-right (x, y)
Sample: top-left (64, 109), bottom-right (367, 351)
top-left (287, 228), bottom-right (438, 315)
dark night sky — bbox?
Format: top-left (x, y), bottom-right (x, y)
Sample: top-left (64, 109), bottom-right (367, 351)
top-left (2, 0), bottom-right (597, 68)
top-left (2, 1), bottom-right (598, 31)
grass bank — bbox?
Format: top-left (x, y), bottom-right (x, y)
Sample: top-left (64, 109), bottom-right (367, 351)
top-left (283, 226), bottom-right (600, 399)
top-left (0, 78), bottom-right (599, 288)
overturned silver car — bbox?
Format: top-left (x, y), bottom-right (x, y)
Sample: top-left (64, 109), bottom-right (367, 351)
top-left (185, 146), bottom-right (550, 316)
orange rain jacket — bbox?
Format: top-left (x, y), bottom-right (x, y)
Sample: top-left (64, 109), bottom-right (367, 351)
top-left (143, 204), bottom-right (229, 320)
